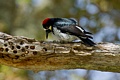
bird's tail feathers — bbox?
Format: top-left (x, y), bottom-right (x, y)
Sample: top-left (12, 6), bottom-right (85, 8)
top-left (80, 37), bottom-right (96, 46)
top-left (84, 31), bottom-right (92, 34)
top-left (86, 35), bottom-right (93, 39)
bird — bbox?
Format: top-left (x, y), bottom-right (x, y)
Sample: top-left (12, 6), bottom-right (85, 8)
top-left (42, 18), bottom-right (96, 46)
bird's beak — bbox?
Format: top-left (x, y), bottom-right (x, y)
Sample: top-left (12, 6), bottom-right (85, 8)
top-left (44, 26), bottom-right (52, 39)
top-left (45, 29), bottom-right (51, 39)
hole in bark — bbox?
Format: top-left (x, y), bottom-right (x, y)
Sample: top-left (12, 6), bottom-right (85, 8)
top-left (4, 43), bottom-right (7, 47)
top-left (15, 55), bottom-right (19, 59)
top-left (0, 48), bottom-right (4, 52)
top-left (13, 50), bottom-right (17, 54)
top-left (16, 45), bottom-right (21, 49)
top-left (30, 46), bottom-right (35, 49)
top-left (5, 48), bottom-right (9, 52)
top-left (8, 42), bottom-right (13, 45)
top-left (33, 51), bottom-right (37, 55)
top-left (25, 46), bottom-right (29, 49)
top-left (21, 48), bottom-right (25, 52)
top-left (20, 41), bottom-right (24, 45)
top-left (11, 46), bottom-right (14, 50)
top-left (43, 47), bottom-right (47, 51)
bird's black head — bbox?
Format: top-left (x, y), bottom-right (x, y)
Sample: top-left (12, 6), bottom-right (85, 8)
top-left (42, 18), bottom-right (54, 39)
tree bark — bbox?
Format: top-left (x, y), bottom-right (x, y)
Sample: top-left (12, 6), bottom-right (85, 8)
top-left (0, 32), bottom-right (120, 72)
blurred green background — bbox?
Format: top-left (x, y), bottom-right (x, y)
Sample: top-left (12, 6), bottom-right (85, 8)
top-left (0, 0), bottom-right (120, 80)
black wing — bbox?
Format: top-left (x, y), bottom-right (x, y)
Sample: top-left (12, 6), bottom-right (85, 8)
top-left (58, 25), bottom-right (96, 46)
top-left (53, 18), bottom-right (78, 27)
top-left (57, 25), bottom-right (93, 39)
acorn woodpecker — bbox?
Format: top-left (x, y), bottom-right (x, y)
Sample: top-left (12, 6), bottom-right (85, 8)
top-left (42, 18), bottom-right (96, 46)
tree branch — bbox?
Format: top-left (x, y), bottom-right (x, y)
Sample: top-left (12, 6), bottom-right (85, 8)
top-left (0, 32), bottom-right (120, 72)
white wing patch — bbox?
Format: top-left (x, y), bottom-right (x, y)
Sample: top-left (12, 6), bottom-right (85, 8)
top-left (76, 26), bottom-right (84, 32)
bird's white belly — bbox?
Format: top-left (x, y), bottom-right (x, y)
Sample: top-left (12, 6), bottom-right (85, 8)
top-left (53, 28), bottom-right (78, 41)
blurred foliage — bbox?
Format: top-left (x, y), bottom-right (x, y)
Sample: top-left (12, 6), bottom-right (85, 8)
top-left (0, 65), bottom-right (29, 80)
top-left (0, 0), bottom-right (120, 80)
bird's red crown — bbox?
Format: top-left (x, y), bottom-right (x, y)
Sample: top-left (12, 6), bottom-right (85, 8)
top-left (42, 18), bottom-right (50, 24)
